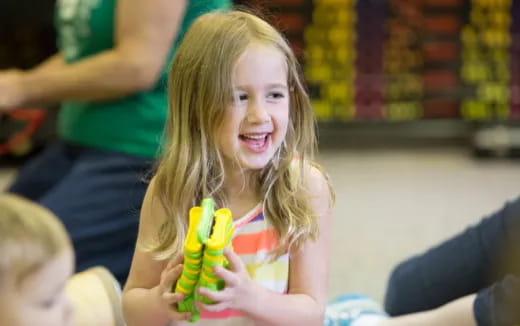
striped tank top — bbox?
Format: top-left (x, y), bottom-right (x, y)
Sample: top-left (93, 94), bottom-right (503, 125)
top-left (180, 203), bottom-right (289, 325)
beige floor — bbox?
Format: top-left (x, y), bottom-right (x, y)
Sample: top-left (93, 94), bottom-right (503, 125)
top-left (1, 146), bottom-right (520, 304)
top-left (319, 147), bottom-right (520, 303)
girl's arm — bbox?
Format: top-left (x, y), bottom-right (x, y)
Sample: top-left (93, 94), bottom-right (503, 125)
top-left (379, 294), bottom-right (477, 326)
top-left (247, 167), bottom-right (332, 325)
top-left (0, 0), bottom-right (186, 109)
top-left (199, 166), bottom-right (333, 326)
top-left (122, 178), bottom-right (191, 326)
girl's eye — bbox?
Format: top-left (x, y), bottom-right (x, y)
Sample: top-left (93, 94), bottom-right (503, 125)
top-left (268, 92), bottom-right (285, 100)
top-left (232, 93), bottom-right (248, 105)
top-left (233, 93), bottom-right (249, 102)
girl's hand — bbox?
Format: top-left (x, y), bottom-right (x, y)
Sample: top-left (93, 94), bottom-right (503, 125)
top-left (196, 248), bottom-right (257, 313)
top-left (155, 258), bottom-right (192, 321)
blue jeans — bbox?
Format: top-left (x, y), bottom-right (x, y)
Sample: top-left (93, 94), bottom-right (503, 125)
top-left (8, 141), bottom-right (153, 285)
top-left (385, 198), bottom-right (520, 326)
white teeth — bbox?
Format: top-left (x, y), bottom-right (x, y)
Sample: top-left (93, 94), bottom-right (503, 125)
top-left (242, 134), bottom-right (267, 140)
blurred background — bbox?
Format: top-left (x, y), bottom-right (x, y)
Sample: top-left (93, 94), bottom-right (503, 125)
top-left (1, 0), bottom-right (520, 302)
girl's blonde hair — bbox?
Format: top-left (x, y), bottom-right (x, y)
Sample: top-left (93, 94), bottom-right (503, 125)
top-left (150, 10), bottom-right (333, 259)
top-left (0, 194), bottom-right (71, 288)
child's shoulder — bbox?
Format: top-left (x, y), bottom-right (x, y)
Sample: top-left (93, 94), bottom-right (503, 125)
top-left (140, 176), bottom-right (169, 225)
top-left (288, 159), bottom-right (334, 209)
top-left (143, 175), bottom-right (160, 205)
top-left (291, 159), bottom-right (331, 190)
top-left (308, 162), bottom-right (329, 183)
top-left (307, 163), bottom-right (333, 203)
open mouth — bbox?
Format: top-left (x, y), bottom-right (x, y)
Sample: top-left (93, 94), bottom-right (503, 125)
top-left (239, 133), bottom-right (271, 153)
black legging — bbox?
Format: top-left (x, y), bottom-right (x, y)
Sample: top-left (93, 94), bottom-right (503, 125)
top-left (384, 197), bottom-right (520, 326)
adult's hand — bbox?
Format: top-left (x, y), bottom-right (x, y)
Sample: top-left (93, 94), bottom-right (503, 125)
top-left (0, 70), bottom-right (25, 111)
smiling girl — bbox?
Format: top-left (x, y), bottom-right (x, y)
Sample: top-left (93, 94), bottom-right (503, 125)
top-left (123, 10), bottom-right (335, 326)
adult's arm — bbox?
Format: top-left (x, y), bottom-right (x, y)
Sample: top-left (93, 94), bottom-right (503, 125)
top-left (0, 0), bottom-right (186, 109)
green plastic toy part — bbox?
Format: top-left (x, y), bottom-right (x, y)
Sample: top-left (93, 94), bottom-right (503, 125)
top-left (174, 198), bottom-right (234, 322)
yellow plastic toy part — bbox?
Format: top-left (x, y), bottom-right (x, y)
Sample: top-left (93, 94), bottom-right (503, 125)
top-left (174, 206), bottom-right (204, 298)
top-left (197, 208), bottom-right (234, 303)
top-left (174, 198), bottom-right (234, 323)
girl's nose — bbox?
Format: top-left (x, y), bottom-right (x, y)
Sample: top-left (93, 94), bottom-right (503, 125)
top-left (246, 100), bottom-right (270, 123)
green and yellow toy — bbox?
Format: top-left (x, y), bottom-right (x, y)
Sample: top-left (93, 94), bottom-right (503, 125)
top-left (174, 198), bottom-right (234, 322)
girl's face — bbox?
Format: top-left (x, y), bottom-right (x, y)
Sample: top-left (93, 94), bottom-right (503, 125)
top-left (0, 249), bottom-right (74, 326)
top-left (218, 44), bottom-right (290, 173)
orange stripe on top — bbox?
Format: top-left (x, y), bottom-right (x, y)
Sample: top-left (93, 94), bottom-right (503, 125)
top-left (200, 309), bottom-right (243, 319)
top-left (232, 229), bottom-right (279, 255)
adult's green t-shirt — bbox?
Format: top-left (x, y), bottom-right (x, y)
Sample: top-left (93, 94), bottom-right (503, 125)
top-left (55, 0), bottom-right (230, 158)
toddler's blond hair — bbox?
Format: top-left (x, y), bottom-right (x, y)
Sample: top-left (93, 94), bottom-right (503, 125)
top-left (0, 194), bottom-right (71, 288)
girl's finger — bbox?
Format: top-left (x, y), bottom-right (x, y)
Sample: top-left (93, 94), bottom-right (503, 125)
top-left (213, 265), bottom-right (238, 286)
top-left (162, 292), bottom-right (185, 305)
top-left (223, 248), bottom-right (245, 273)
top-left (165, 258), bottom-right (177, 270)
top-left (196, 300), bottom-right (229, 313)
top-left (198, 286), bottom-right (229, 302)
top-left (166, 254), bottom-right (184, 270)
top-left (160, 264), bottom-right (183, 293)
top-left (168, 310), bottom-right (193, 321)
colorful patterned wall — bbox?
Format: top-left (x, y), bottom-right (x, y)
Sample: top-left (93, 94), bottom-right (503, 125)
top-left (243, 0), bottom-right (520, 122)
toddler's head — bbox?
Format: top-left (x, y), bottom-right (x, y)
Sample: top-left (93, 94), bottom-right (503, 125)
top-left (0, 194), bottom-right (74, 326)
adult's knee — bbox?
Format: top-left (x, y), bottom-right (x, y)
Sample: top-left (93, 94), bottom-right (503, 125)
top-left (384, 256), bottom-right (426, 316)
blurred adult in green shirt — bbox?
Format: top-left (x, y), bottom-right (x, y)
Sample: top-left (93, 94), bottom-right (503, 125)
top-left (0, 0), bottom-right (231, 284)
